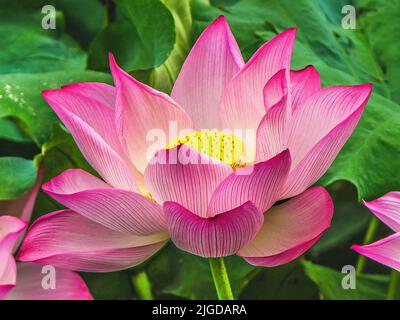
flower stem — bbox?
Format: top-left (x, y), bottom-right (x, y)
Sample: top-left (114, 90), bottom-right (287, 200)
top-left (356, 217), bottom-right (379, 275)
top-left (209, 257), bottom-right (234, 300)
top-left (131, 271), bottom-right (154, 300)
top-left (387, 269), bottom-right (400, 300)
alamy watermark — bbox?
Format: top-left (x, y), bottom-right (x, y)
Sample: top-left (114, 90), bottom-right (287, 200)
top-left (341, 5), bottom-right (356, 29)
top-left (341, 265), bottom-right (356, 290)
top-left (41, 265), bottom-right (56, 290)
top-left (41, 5), bottom-right (56, 29)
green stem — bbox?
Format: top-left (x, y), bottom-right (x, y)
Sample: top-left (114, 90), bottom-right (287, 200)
top-left (387, 269), bottom-right (400, 300)
top-left (209, 257), bottom-right (234, 300)
top-left (356, 217), bottom-right (379, 275)
top-left (131, 271), bottom-right (154, 300)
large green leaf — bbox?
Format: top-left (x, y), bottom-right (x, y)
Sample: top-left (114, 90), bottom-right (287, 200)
top-left (133, 0), bottom-right (193, 93)
top-left (356, 0), bottom-right (400, 101)
top-left (0, 117), bottom-right (31, 143)
top-left (239, 261), bottom-right (319, 299)
top-left (0, 156), bottom-right (37, 199)
top-left (0, 1), bottom-right (96, 146)
top-left (0, 71), bottom-right (111, 145)
top-left (88, 0), bottom-right (175, 72)
top-left (0, 3), bottom-right (86, 74)
top-left (303, 261), bottom-right (389, 299)
top-left (116, 0), bottom-right (175, 67)
top-left (56, 0), bottom-right (105, 49)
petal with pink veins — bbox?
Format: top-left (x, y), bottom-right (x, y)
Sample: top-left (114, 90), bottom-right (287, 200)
top-left (3, 263), bottom-right (93, 300)
top-left (219, 28), bottom-right (296, 134)
top-left (18, 210), bottom-right (168, 272)
top-left (171, 16), bottom-right (244, 129)
top-left (61, 82), bottom-right (115, 108)
top-left (164, 201), bottom-right (263, 258)
top-left (109, 54), bottom-right (193, 174)
top-left (263, 69), bottom-right (288, 112)
top-left (290, 66), bottom-right (321, 111)
top-left (0, 280), bottom-right (13, 299)
top-left (0, 254), bottom-right (16, 294)
top-left (352, 233), bottom-right (400, 272)
top-left (208, 150), bottom-right (291, 215)
top-left (363, 192), bottom-right (400, 232)
top-left (256, 67), bottom-right (321, 163)
top-left (145, 146), bottom-right (233, 218)
top-left (0, 216), bottom-right (27, 289)
top-left (0, 216), bottom-right (27, 255)
top-left (256, 69), bottom-right (291, 162)
top-left (42, 169), bottom-right (166, 235)
top-left (281, 104), bottom-right (366, 198)
top-left (43, 90), bottom-right (139, 191)
top-left (238, 187), bottom-right (333, 267)
top-left (286, 84), bottom-right (372, 167)
top-left (280, 84), bottom-right (372, 199)
top-left (244, 234), bottom-right (323, 267)
top-left (255, 99), bottom-right (289, 162)
top-left (43, 88), bottom-right (123, 159)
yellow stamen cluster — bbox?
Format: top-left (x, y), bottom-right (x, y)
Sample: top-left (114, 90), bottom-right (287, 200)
top-left (167, 130), bottom-right (246, 168)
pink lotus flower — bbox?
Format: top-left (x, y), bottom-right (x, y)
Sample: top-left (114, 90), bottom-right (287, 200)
top-left (352, 192), bottom-right (400, 271)
top-left (18, 17), bottom-right (371, 271)
top-left (0, 171), bottom-right (92, 300)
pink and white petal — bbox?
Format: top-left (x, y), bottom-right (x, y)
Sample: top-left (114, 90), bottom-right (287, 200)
top-left (244, 234), bottom-right (322, 267)
top-left (30, 242), bottom-right (167, 273)
top-left (43, 169), bottom-right (166, 235)
top-left (165, 201), bottom-right (263, 258)
top-left (238, 187), bottom-right (333, 265)
top-left (43, 169), bottom-right (109, 192)
top-left (0, 216), bottom-right (27, 288)
top-left (0, 253), bottom-right (17, 290)
top-left (256, 95), bottom-right (290, 162)
top-left (43, 88), bottom-right (129, 162)
top-left (219, 28), bottom-right (296, 133)
top-left (109, 54), bottom-right (193, 174)
top-left (4, 263), bottom-right (93, 300)
top-left (172, 16), bottom-right (244, 129)
top-left (144, 146), bottom-right (233, 218)
top-left (0, 216), bottom-right (27, 252)
top-left (352, 233), bottom-right (400, 272)
top-left (287, 84), bottom-right (372, 168)
top-left (61, 82), bottom-right (115, 108)
top-left (0, 284), bottom-right (13, 299)
top-left (41, 100), bottom-right (138, 191)
top-left (280, 105), bottom-right (365, 199)
top-left (43, 87), bottom-right (142, 192)
top-left (290, 66), bottom-right (321, 111)
top-left (363, 192), bottom-right (400, 232)
top-left (208, 150), bottom-right (291, 215)
top-left (44, 87), bottom-right (147, 192)
top-left (263, 69), bottom-right (288, 112)
top-left (255, 67), bottom-right (320, 163)
top-left (18, 210), bottom-right (168, 272)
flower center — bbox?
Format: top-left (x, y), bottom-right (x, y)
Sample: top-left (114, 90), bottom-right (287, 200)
top-left (167, 130), bottom-right (246, 168)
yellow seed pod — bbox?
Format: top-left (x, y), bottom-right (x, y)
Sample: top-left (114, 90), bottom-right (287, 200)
top-left (167, 130), bottom-right (245, 167)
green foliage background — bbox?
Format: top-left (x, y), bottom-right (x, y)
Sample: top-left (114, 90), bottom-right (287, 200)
top-left (0, 0), bottom-right (399, 299)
